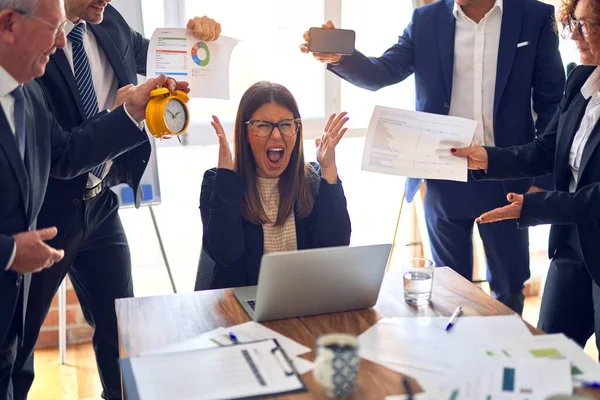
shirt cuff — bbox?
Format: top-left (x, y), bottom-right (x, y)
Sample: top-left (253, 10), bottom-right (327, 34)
top-left (122, 103), bottom-right (144, 130)
top-left (5, 242), bottom-right (16, 271)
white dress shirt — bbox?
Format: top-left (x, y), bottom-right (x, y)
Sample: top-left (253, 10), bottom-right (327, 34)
top-left (569, 67), bottom-right (600, 193)
top-left (450, 0), bottom-right (503, 147)
top-left (0, 66), bottom-right (21, 271)
top-left (64, 20), bottom-right (118, 188)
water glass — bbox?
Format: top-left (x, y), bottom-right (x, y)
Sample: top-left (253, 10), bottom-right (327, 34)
top-left (403, 258), bottom-right (434, 305)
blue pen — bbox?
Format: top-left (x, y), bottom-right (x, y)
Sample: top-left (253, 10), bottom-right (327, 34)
top-left (577, 380), bottom-right (600, 389)
top-left (445, 306), bottom-right (462, 331)
top-left (228, 332), bottom-right (239, 344)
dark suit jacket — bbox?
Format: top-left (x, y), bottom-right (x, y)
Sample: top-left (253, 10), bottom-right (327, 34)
top-left (0, 81), bottom-right (148, 344)
top-left (199, 165), bottom-right (352, 289)
top-left (329, 0), bottom-right (565, 217)
top-left (481, 65), bottom-right (600, 284)
top-left (35, 5), bottom-right (151, 239)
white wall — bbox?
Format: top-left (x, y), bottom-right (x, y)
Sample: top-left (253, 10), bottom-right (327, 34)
top-left (110, 0), bottom-right (144, 33)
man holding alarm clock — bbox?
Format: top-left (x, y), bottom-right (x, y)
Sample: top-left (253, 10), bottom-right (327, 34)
top-left (301, 0), bottom-right (565, 315)
top-left (10, 1), bottom-right (220, 399)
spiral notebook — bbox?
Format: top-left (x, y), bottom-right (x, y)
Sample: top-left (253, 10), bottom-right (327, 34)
top-left (120, 339), bottom-right (307, 400)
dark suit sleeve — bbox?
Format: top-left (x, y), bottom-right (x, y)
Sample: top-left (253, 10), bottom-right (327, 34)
top-left (0, 236), bottom-right (15, 280)
top-left (309, 174), bottom-right (352, 248)
top-left (474, 99), bottom-right (560, 181)
top-left (49, 106), bottom-right (148, 179)
top-left (519, 183), bottom-right (600, 227)
top-left (326, 13), bottom-right (415, 91)
top-left (531, 6), bottom-right (565, 189)
top-left (132, 26), bottom-right (150, 76)
top-left (200, 168), bottom-right (247, 267)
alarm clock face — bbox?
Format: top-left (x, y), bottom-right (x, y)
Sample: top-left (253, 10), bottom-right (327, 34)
top-left (164, 99), bottom-right (188, 133)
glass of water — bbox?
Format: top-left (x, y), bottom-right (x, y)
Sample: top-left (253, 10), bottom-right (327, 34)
top-left (403, 258), bottom-right (434, 305)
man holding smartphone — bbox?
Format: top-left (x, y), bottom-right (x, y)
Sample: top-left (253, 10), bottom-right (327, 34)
top-left (301, 0), bottom-right (565, 314)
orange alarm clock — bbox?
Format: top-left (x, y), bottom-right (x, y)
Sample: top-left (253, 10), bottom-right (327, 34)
top-left (145, 88), bottom-right (190, 139)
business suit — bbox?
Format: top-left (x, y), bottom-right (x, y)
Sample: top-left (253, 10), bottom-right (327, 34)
top-left (196, 165), bottom-right (352, 290)
top-left (327, 0), bottom-right (565, 312)
top-left (480, 65), bottom-right (600, 350)
top-left (0, 80), bottom-right (147, 400)
top-left (12, 6), bottom-right (151, 400)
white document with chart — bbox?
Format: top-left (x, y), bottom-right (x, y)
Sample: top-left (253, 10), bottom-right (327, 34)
top-left (361, 106), bottom-right (477, 182)
top-left (146, 28), bottom-right (239, 99)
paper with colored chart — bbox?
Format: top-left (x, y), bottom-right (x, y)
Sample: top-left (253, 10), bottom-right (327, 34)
top-left (147, 28), bottom-right (239, 99)
top-left (480, 334), bottom-right (600, 387)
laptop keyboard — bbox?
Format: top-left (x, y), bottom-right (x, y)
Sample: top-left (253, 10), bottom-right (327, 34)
top-left (247, 300), bottom-right (256, 311)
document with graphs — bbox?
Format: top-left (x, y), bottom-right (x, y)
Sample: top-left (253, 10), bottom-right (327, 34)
top-left (361, 106), bottom-right (477, 182)
top-left (147, 28), bottom-right (239, 99)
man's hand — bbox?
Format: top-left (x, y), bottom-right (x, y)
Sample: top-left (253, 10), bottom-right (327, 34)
top-left (10, 227), bottom-right (64, 275)
top-left (187, 16), bottom-right (221, 41)
top-left (124, 74), bottom-right (190, 122)
top-left (300, 20), bottom-right (344, 64)
top-left (111, 84), bottom-right (135, 111)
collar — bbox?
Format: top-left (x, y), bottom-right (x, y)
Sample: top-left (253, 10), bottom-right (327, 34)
top-left (0, 65), bottom-right (20, 98)
top-left (64, 19), bottom-right (88, 37)
top-left (453, 0), bottom-right (503, 19)
top-left (581, 67), bottom-right (600, 100)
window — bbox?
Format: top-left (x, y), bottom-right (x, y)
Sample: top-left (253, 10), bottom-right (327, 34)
top-left (182, 0), bottom-right (325, 137)
top-left (341, 0), bottom-right (415, 127)
top-left (139, 0), bottom-right (417, 141)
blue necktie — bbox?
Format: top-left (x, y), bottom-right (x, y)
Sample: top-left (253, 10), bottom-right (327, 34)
top-left (68, 23), bottom-right (105, 180)
top-left (11, 86), bottom-right (26, 161)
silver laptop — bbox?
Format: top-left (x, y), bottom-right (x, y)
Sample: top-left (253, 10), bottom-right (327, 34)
top-left (233, 244), bottom-right (392, 321)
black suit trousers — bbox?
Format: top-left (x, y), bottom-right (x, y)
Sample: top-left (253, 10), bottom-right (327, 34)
top-left (13, 188), bottom-right (133, 400)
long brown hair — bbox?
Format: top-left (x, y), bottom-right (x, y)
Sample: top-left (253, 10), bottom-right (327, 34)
top-left (233, 81), bottom-right (317, 226)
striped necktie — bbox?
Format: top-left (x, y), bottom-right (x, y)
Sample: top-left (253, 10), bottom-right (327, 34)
top-left (10, 86), bottom-right (26, 161)
top-left (67, 22), bottom-right (106, 181)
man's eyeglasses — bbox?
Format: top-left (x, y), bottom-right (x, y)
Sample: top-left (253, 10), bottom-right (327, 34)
top-left (246, 118), bottom-right (300, 137)
top-left (571, 19), bottom-right (600, 38)
top-left (14, 8), bottom-right (68, 40)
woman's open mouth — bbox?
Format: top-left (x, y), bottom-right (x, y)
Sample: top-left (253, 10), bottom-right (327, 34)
top-left (266, 147), bottom-right (284, 168)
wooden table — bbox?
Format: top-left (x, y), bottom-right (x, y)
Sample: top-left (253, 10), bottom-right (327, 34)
top-left (116, 267), bottom-right (599, 399)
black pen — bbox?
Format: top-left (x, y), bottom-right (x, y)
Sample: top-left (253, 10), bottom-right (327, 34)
top-left (403, 377), bottom-right (414, 400)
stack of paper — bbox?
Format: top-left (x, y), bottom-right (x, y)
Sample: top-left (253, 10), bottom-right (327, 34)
top-left (385, 358), bottom-right (573, 400)
top-left (139, 322), bottom-right (314, 375)
top-left (363, 316), bottom-right (600, 399)
top-left (359, 315), bottom-right (535, 389)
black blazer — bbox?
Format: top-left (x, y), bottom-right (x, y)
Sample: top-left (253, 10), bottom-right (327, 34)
top-left (35, 5), bottom-right (151, 238)
top-left (199, 165), bottom-right (352, 289)
top-left (480, 65), bottom-right (600, 284)
top-left (0, 81), bottom-right (148, 345)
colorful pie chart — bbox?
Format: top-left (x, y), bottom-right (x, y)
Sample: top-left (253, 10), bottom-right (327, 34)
top-left (191, 42), bottom-right (210, 66)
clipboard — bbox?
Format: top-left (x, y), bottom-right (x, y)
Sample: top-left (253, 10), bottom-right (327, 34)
top-left (120, 338), bottom-right (308, 400)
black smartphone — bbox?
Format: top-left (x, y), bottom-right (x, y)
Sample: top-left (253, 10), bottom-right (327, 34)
top-left (307, 28), bottom-right (356, 55)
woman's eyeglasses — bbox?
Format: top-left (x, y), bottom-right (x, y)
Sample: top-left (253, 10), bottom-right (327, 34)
top-left (571, 19), bottom-right (600, 38)
top-left (246, 118), bottom-right (300, 137)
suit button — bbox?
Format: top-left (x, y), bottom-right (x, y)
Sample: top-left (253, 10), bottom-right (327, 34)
top-left (444, 103), bottom-right (450, 108)
top-left (72, 198), bottom-right (81, 205)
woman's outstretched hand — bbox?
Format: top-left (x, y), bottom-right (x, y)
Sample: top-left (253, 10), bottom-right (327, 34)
top-left (211, 115), bottom-right (234, 171)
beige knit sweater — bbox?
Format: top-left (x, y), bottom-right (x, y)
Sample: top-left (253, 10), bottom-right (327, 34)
top-left (257, 177), bottom-right (298, 254)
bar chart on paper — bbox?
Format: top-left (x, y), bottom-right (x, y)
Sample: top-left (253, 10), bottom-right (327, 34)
top-left (361, 106), bottom-right (477, 182)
